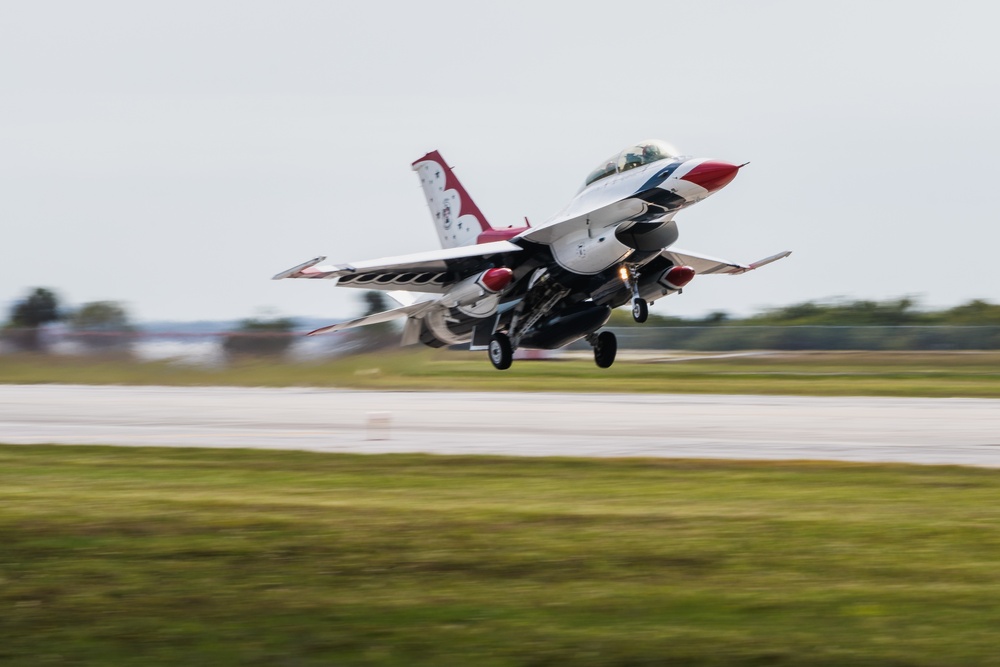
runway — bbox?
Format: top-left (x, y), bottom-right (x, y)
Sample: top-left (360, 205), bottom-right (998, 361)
top-left (2, 384), bottom-right (999, 466)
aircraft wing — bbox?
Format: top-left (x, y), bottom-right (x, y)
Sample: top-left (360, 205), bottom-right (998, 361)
top-left (663, 248), bottom-right (791, 275)
top-left (272, 240), bottom-right (523, 293)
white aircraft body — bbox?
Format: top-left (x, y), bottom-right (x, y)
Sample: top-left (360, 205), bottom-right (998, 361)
top-left (274, 140), bottom-right (790, 369)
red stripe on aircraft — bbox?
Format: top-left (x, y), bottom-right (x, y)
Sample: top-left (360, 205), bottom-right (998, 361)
top-left (476, 227), bottom-right (529, 244)
top-left (412, 150), bottom-right (495, 232)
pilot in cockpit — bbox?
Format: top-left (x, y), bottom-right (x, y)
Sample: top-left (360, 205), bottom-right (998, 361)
top-left (641, 144), bottom-right (663, 163)
top-left (621, 151), bottom-right (643, 171)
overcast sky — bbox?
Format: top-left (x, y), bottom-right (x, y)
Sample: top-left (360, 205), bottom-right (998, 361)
top-left (2, 1), bottom-right (998, 323)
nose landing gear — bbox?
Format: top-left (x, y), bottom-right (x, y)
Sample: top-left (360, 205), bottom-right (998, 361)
top-left (631, 298), bottom-right (649, 324)
top-left (621, 263), bottom-right (649, 323)
top-left (488, 332), bottom-right (513, 370)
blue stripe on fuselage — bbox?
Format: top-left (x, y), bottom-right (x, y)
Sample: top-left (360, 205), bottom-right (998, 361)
top-left (635, 160), bottom-right (684, 193)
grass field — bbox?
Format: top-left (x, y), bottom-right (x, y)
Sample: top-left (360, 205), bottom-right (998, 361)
top-left (3, 445), bottom-right (1000, 665)
top-left (2, 349), bottom-right (1000, 397)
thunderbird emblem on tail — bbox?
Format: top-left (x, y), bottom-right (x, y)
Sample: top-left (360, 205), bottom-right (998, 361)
top-left (274, 139), bottom-right (791, 370)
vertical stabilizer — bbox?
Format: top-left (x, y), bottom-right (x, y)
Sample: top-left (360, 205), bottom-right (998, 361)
top-left (412, 151), bottom-right (494, 248)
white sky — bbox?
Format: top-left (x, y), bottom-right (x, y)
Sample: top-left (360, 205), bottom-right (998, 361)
top-left (2, 1), bottom-right (999, 323)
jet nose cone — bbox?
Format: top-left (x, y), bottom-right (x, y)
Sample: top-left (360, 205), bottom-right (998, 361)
top-left (680, 160), bottom-right (741, 193)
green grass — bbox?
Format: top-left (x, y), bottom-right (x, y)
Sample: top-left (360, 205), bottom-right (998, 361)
top-left (4, 445), bottom-right (1000, 665)
top-left (2, 349), bottom-right (1000, 396)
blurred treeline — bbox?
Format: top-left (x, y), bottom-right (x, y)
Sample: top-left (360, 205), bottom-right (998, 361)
top-left (0, 287), bottom-right (396, 359)
top-left (610, 297), bottom-right (1000, 327)
top-left (4, 287), bottom-right (1000, 355)
top-left (604, 297), bottom-right (1000, 350)
top-left (1, 288), bottom-right (138, 353)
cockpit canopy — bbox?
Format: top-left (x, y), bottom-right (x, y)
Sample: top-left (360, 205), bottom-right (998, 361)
top-left (583, 139), bottom-right (680, 187)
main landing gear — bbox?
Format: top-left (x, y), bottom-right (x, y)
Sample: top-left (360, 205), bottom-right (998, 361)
top-left (489, 330), bottom-right (617, 370)
top-left (488, 332), bottom-right (513, 370)
top-left (592, 330), bottom-right (617, 368)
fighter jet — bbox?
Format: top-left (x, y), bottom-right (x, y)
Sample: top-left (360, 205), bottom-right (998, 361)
top-left (274, 139), bottom-right (790, 369)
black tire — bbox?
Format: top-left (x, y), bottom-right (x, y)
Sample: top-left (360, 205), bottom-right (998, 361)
top-left (632, 298), bottom-right (649, 323)
top-left (488, 333), bottom-right (513, 370)
top-left (594, 331), bottom-right (617, 369)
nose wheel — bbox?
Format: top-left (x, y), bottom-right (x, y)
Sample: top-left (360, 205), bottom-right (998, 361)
top-left (592, 331), bottom-right (618, 368)
top-left (488, 332), bottom-right (513, 370)
top-left (621, 263), bottom-right (649, 323)
top-left (631, 298), bottom-right (649, 323)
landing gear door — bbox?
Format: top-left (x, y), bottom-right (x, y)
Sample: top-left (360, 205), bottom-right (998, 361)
top-left (470, 314), bottom-right (501, 351)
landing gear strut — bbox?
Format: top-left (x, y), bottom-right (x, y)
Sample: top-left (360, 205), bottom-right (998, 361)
top-left (488, 332), bottom-right (513, 370)
top-left (622, 264), bottom-right (649, 323)
top-left (488, 268), bottom-right (569, 371)
top-left (592, 330), bottom-right (618, 368)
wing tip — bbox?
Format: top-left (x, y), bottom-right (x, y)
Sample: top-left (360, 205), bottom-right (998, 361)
top-left (747, 250), bottom-right (793, 270)
top-left (272, 256), bottom-right (328, 280)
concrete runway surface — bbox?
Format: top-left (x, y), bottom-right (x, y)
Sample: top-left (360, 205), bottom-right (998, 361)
top-left (1, 384), bottom-right (999, 466)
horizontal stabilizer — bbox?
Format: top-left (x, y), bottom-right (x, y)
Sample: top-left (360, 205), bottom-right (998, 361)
top-left (307, 302), bottom-right (432, 336)
top-left (385, 290), bottom-right (420, 307)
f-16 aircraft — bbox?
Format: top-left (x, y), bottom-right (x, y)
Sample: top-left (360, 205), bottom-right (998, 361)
top-left (275, 139), bottom-right (790, 369)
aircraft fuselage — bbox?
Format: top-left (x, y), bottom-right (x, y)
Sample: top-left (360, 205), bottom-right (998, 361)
top-left (530, 156), bottom-right (740, 276)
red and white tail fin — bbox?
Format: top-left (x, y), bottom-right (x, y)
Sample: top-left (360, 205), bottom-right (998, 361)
top-left (412, 151), bottom-right (494, 248)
